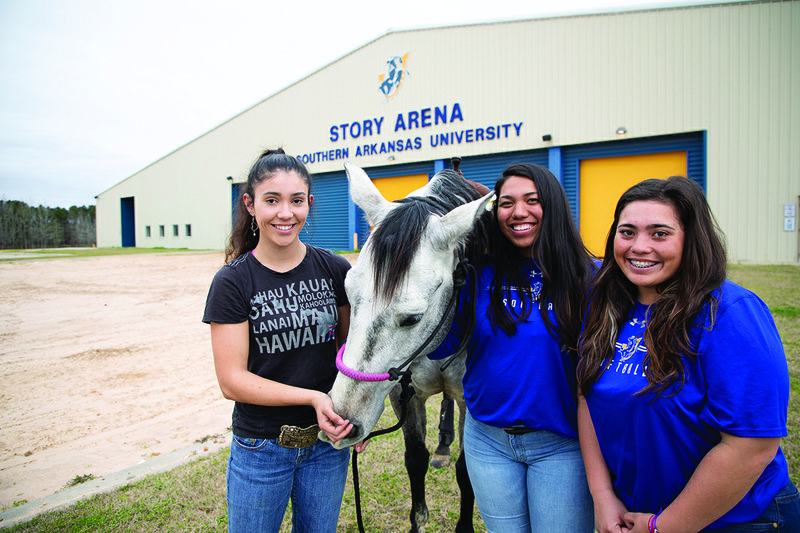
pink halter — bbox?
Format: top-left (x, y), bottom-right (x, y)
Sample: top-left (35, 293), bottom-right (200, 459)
top-left (334, 257), bottom-right (475, 383)
top-left (336, 343), bottom-right (391, 382)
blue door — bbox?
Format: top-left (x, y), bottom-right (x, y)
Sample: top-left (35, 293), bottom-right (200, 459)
top-left (120, 197), bottom-right (135, 247)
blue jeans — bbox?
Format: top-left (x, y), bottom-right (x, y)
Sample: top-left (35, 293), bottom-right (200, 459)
top-left (226, 434), bottom-right (350, 533)
top-left (710, 480), bottom-right (800, 532)
top-left (464, 411), bottom-right (594, 532)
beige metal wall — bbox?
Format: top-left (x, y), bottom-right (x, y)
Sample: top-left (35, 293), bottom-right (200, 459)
top-left (96, 0), bottom-right (800, 263)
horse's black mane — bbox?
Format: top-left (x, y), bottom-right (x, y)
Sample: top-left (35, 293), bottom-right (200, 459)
top-left (368, 169), bottom-right (484, 301)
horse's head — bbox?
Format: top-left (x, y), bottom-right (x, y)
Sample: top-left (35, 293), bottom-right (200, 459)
top-left (322, 162), bottom-right (493, 448)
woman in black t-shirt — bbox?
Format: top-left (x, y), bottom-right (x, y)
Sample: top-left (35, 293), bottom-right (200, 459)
top-left (203, 149), bottom-right (365, 533)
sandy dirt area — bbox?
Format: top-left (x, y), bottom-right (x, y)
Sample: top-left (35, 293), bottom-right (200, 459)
top-left (0, 251), bottom-right (358, 508)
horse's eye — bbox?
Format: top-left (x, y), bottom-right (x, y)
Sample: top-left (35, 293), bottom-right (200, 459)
top-left (399, 314), bottom-right (422, 327)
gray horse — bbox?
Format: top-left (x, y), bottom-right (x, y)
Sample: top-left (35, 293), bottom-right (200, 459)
top-left (321, 162), bottom-right (493, 533)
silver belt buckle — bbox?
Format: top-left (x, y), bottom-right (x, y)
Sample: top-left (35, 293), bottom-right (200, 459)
top-left (277, 424), bottom-right (319, 448)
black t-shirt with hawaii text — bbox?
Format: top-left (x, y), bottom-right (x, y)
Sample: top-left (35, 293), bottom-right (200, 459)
top-left (203, 245), bottom-right (350, 438)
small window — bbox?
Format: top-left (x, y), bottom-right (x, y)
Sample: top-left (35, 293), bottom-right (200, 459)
top-left (145, 226), bottom-right (151, 237)
top-left (185, 224), bottom-right (192, 237)
top-left (159, 225), bottom-right (165, 237)
top-left (173, 224), bottom-right (179, 237)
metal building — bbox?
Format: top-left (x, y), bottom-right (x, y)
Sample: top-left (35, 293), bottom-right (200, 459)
top-left (96, 1), bottom-right (800, 263)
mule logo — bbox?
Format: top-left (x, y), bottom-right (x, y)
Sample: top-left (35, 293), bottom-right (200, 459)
top-left (529, 269), bottom-right (543, 301)
top-left (378, 53), bottom-right (409, 100)
top-left (531, 281), bottom-right (543, 302)
top-left (616, 335), bottom-right (644, 362)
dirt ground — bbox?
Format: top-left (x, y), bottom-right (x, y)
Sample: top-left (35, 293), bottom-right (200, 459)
top-left (0, 251), bottom-right (357, 509)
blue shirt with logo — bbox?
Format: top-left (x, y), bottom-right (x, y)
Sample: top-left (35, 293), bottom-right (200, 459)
top-left (428, 260), bottom-right (580, 438)
top-left (584, 280), bottom-right (789, 529)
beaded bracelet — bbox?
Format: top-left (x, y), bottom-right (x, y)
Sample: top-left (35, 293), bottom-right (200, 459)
top-left (648, 512), bottom-right (661, 533)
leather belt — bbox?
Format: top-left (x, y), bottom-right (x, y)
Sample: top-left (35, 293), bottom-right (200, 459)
top-left (503, 426), bottom-right (536, 435)
top-left (278, 424), bottom-right (320, 448)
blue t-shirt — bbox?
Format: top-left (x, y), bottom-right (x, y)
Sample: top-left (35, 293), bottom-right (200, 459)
top-left (584, 281), bottom-right (789, 529)
top-left (428, 260), bottom-right (579, 438)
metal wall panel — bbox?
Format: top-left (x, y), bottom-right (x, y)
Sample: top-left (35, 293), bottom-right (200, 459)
top-left (95, 1), bottom-right (800, 262)
top-left (561, 132), bottom-right (705, 225)
top-left (300, 172), bottom-right (351, 251)
top-left (352, 161), bottom-right (437, 248)
top-left (458, 150), bottom-right (549, 191)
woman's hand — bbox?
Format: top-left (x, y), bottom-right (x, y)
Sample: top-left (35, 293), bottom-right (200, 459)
top-left (312, 391), bottom-right (354, 441)
top-left (311, 392), bottom-right (370, 453)
top-left (594, 489), bottom-right (633, 533)
top-left (621, 512), bottom-right (652, 533)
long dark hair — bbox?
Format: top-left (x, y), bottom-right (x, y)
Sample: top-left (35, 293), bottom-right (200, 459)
top-left (487, 163), bottom-right (594, 353)
top-left (577, 176), bottom-right (727, 397)
top-left (225, 148), bottom-right (312, 263)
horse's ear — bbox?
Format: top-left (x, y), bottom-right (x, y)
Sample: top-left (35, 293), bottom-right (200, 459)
top-left (345, 162), bottom-right (395, 226)
top-left (429, 192), bottom-right (495, 251)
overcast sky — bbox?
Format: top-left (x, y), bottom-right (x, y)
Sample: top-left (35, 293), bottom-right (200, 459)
top-left (0, 0), bottom-right (736, 208)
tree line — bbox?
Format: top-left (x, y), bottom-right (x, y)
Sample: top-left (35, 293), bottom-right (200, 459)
top-left (0, 200), bottom-right (96, 249)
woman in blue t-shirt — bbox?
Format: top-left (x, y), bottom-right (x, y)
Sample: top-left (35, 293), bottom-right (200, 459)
top-left (429, 163), bottom-right (596, 532)
top-left (578, 177), bottom-right (800, 532)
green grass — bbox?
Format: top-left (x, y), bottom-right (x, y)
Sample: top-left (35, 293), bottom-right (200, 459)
top-left (8, 400), bottom-right (475, 533)
top-left (728, 265), bottom-right (800, 479)
top-left (5, 264), bottom-right (799, 532)
top-left (0, 247), bottom-right (215, 261)
top-left (7, 451), bottom-right (228, 532)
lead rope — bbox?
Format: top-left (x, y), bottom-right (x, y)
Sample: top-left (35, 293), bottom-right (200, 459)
top-left (352, 372), bottom-right (415, 533)
top-left (348, 252), bottom-right (475, 532)
top-left (439, 257), bottom-right (477, 372)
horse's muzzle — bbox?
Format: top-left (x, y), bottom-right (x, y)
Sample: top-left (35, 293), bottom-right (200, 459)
top-left (320, 422), bottom-right (364, 449)
top-left (346, 422), bottom-right (363, 445)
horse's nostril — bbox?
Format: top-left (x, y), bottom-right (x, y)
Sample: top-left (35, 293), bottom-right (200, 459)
top-left (350, 423), bottom-right (362, 442)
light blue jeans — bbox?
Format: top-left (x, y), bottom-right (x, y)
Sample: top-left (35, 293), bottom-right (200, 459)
top-left (226, 434), bottom-right (350, 533)
top-left (464, 411), bottom-right (594, 532)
